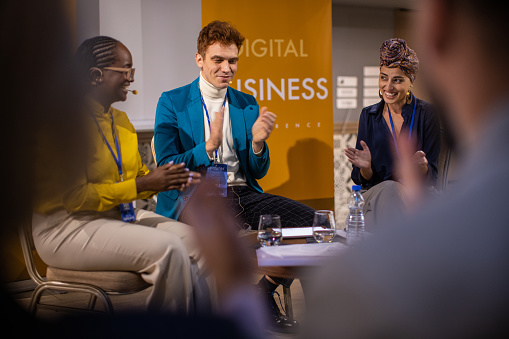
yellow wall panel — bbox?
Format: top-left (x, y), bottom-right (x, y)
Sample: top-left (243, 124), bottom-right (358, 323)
top-left (202, 0), bottom-right (334, 201)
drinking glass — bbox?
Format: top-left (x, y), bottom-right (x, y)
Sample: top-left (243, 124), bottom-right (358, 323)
top-left (312, 210), bottom-right (336, 243)
top-left (257, 215), bottom-right (283, 247)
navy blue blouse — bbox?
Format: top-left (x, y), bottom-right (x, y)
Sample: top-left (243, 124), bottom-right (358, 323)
top-left (351, 96), bottom-right (441, 189)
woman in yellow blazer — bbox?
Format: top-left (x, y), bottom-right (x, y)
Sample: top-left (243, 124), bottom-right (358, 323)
top-left (32, 36), bottom-right (203, 314)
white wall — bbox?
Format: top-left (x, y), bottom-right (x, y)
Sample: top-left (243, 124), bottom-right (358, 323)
top-left (76, 0), bottom-right (201, 131)
top-left (140, 0), bottom-right (202, 130)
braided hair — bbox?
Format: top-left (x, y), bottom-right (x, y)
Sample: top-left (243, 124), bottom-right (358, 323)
top-left (75, 36), bottom-right (119, 81)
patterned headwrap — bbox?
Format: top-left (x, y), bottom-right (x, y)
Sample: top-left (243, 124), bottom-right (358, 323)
top-left (380, 38), bottom-right (419, 82)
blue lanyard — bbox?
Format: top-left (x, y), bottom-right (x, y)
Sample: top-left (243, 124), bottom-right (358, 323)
top-left (200, 93), bottom-right (228, 161)
top-left (92, 110), bottom-right (123, 180)
top-left (387, 93), bottom-right (417, 159)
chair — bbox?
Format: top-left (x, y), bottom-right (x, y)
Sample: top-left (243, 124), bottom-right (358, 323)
top-left (151, 135), bottom-right (157, 165)
top-left (150, 136), bottom-right (158, 204)
top-left (18, 219), bottom-right (151, 315)
top-left (437, 127), bottom-right (456, 191)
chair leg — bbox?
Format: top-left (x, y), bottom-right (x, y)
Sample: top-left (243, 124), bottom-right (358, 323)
top-left (283, 285), bottom-right (294, 319)
top-left (29, 284), bottom-right (47, 315)
top-left (29, 282), bottom-right (114, 315)
top-left (87, 295), bottom-right (98, 311)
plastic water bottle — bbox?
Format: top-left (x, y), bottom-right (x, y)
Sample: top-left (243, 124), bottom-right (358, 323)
top-left (346, 185), bottom-right (365, 246)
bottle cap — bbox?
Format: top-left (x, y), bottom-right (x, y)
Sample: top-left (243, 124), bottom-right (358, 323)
top-left (352, 185), bottom-right (361, 191)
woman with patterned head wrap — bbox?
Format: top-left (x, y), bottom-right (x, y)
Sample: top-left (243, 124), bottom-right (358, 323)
top-left (344, 38), bottom-right (440, 231)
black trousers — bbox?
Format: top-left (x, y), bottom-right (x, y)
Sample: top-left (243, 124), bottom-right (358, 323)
top-left (226, 185), bottom-right (315, 287)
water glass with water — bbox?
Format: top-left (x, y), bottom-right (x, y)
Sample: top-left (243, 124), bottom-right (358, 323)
top-left (312, 210), bottom-right (336, 243)
top-left (257, 215), bottom-right (283, 247)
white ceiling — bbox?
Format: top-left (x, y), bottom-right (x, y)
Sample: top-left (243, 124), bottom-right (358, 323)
top-left (331, 0), bottom-right (418, 10)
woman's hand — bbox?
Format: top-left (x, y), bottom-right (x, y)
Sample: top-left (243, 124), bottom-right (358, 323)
top-left (395, 137), bottom-right (429, 212)
top-left (136, 162), bottom-right (201, 193)
top-left (345, 140), bottom-right (371, 169)
top-left (413, 150), bottom-right (429, 175)
top-left (345, 140), bottom-right (373, 180)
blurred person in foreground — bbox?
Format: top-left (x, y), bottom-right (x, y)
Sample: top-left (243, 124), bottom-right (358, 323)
top-left (345, 38), bottom-right (440, 231)
top-left (0, 0), bottom-right (84, 330)
top-left (303, 0), bottom-right (509, 337)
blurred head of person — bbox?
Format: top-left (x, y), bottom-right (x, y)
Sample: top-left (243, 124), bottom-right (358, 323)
top-left (0, 0), bottom-right (86, 285)
top-left (379, 38), bottom-right (419, 106)
top-left (75, 36), bottom-right (135, 109)
top-left (1, 0), bottom-right (84, 217)
top-left (195, 21), bottom-right (245, 88)
top-left (417, 0), bottom-right (509, 149)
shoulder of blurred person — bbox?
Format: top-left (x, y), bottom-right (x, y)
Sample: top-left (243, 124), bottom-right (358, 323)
top-left (304, 101), bottom-right (509, 339)
top-left (304, 0), bottom-right (509, 337)
top-left (32, 113), bottom-right (90, 215)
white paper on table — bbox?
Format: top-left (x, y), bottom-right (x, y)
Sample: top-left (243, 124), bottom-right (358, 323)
top-left (281, 227), bottom-right (347, 239)
top-left (281, 227), bottom-right (313, 238)
top-left (256, 243), bottom-right (348, 267)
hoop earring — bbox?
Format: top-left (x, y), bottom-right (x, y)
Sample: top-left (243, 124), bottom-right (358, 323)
top-left (406, 90), bottom-right (412, 103)
top-left (379, 90), bottom-right (383, 99)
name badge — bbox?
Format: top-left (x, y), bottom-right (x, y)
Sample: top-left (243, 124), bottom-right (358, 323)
top-left (120, 202), bottom-right (136, 222)
top-left (206, 163), bottom-right (227, 197)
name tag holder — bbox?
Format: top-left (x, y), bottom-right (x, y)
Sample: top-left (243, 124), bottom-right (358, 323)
top-left (206, 163), bottom-right (227, 197)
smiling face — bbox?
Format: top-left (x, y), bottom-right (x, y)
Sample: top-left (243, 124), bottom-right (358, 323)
top-left (99, 43), bottom-right (134, 105)
top-left (195, 42), bottom-right (238, 88)
top-left (379, 66), bottom-right (412, 105)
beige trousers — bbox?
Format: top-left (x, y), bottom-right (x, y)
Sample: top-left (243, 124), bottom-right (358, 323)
top-left (361, 180), bottom-right (404, 232)
top-left (32, 208), bottom-right (203, 314)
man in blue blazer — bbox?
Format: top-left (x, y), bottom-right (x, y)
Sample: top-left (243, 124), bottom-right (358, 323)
top-left (154, 77), bottom-right (271, 221)
top-left (154, 21), bottom-right (315, 332)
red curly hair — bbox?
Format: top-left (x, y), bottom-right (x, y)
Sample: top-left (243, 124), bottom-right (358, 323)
top-left (197, 21), bottom-right (245, 56)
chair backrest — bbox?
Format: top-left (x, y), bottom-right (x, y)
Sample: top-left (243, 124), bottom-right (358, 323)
top-left (18, 219), bottom-right (45, 285)
top-left (151, 135), bottom-right (156, 164)
top-left (437, 127), bottom-right (455, 191)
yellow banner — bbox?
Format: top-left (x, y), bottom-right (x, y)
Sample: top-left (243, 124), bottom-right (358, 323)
top-left (202, 0), bottom-right (333, 201)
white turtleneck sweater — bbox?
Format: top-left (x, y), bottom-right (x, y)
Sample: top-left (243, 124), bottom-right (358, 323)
top-left (199, 73), bottom-right (247, 186)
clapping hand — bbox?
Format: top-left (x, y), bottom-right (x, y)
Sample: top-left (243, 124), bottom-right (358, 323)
top-left (345, 140), bottom-right (372, 170)
top-left (136, 162), bottom-right (201, 193)
top-left (252, 107), bottom-right (276, 153)
top-left (205, 106), bottom-right (225, 157)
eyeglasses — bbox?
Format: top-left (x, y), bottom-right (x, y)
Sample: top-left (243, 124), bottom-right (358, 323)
top-left (103, 67), bottom-right (135, 80)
